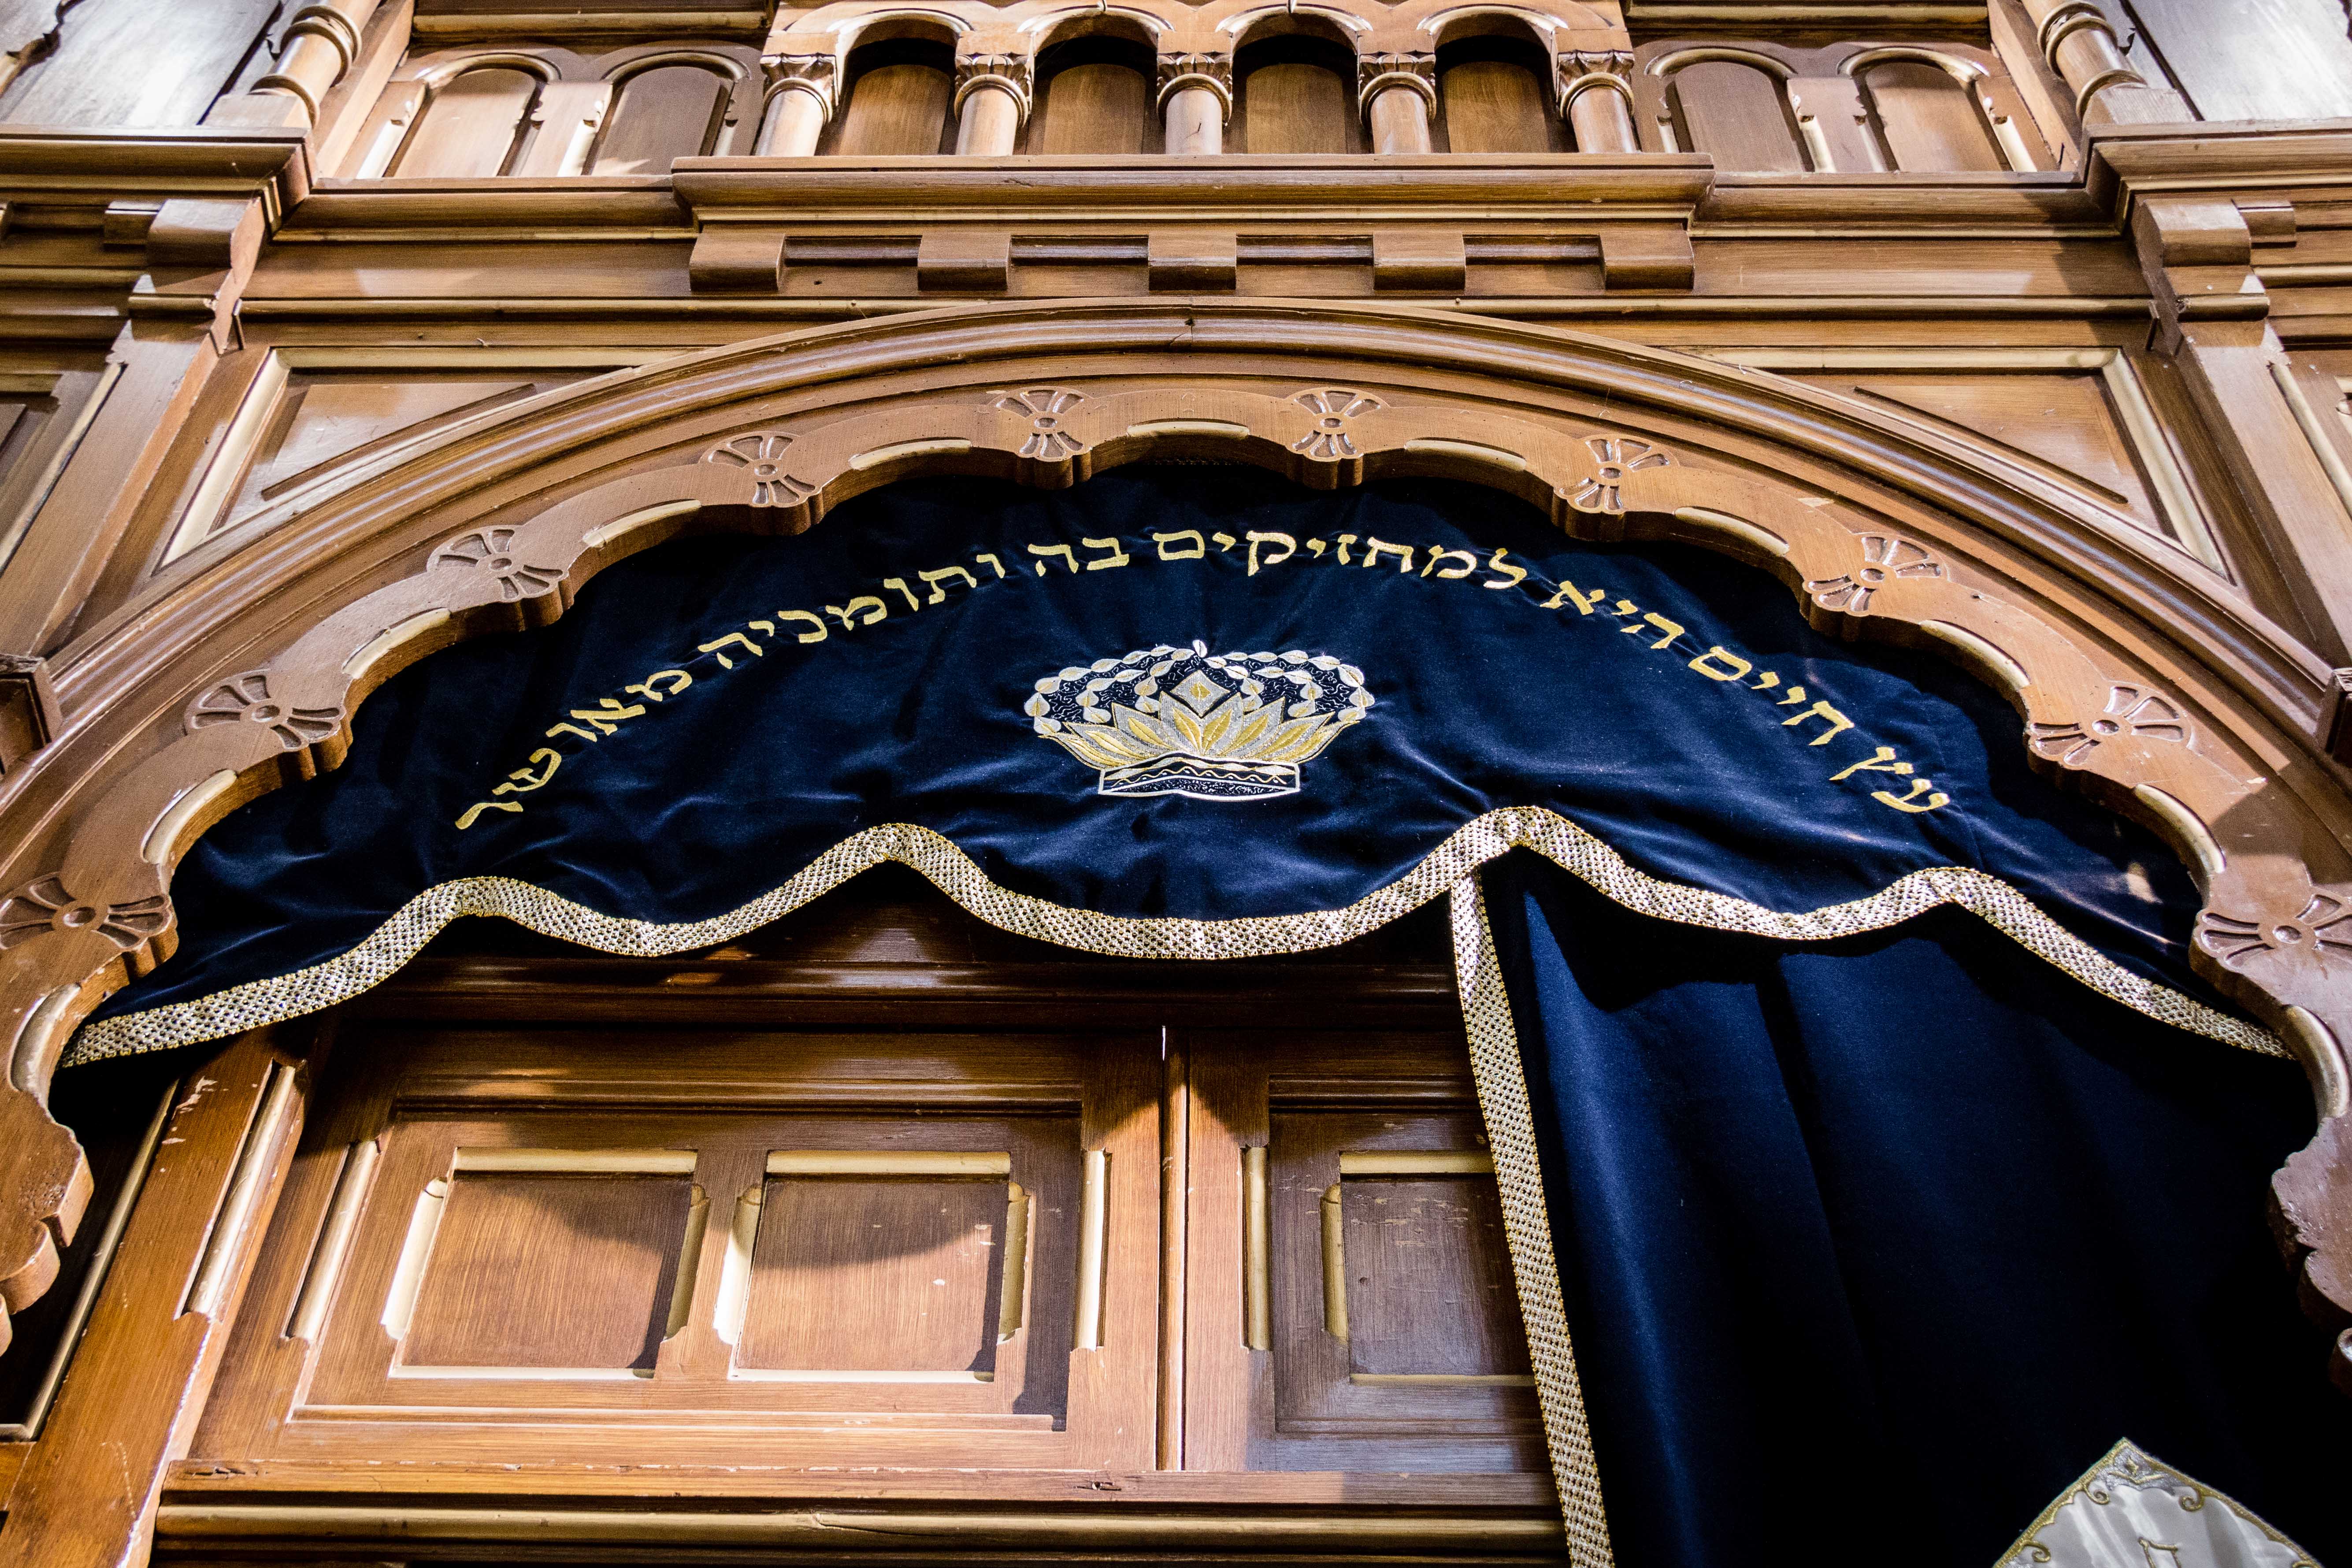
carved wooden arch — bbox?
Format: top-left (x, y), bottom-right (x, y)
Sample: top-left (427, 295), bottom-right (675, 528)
top-left (1, 299), bottom-right (2347, 1386)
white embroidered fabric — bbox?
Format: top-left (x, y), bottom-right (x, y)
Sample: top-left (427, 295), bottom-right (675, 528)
top-left (1998, 1439), bottom-right (2317, 1568)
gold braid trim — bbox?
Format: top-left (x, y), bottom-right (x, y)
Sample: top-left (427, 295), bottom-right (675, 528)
top-left (1450, 873), bottom-right (1613, 1566)
top-left (68, 807), bottom-right (2283, 1064)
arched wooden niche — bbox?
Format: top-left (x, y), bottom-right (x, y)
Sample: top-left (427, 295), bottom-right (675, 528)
top-left (1233, 21), bottom-right (1364, 155)
top-left (825, 33), bottom-right (958, 155)
top-left (590, 55), bottom-right (743, 174)
top-left (393, 60), bottom-right (549, 177)
top-left (3, 300), bottom-right (2349, 1390)
top-left (1431, 19), bottom-right (1568, 155)
top-left (1028, 29), bottom-right (1163, 155)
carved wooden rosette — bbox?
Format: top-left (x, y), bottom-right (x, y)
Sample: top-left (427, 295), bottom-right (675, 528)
top-left (0, 301), bottom-right (2346, 1385)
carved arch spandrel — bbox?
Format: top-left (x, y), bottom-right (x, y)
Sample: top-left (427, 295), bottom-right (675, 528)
top-left (1, 300), bottom-right (2348, 1390)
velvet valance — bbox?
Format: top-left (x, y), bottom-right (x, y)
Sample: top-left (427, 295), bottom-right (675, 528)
top-left (80, 466), bottom-right (2269, 1061)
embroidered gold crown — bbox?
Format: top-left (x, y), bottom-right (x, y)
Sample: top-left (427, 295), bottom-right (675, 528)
top-left (1027, 641), bottom-right (1373, 800)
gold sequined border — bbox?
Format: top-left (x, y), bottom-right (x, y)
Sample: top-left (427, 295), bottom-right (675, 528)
top-left (1449, 874), bottom-right (1614, 1568)
top-left (67, 807), bottom-right (2284, 1064)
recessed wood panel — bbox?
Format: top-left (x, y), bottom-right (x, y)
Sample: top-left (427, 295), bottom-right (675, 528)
top-left (225, 375), bottom-right (549, 526)
top-left (738, 1173), bottom-right (1009, 1377)
top-left (1436, 38), bottom-right (1562, 156)
top-left (1801, 370), bottom-right (2165, 534)
top-left (1237, 40), bottom-right (1360, 156)
top-left (402, 1171), bottom-right (693, 1371)
top-left (592, 64), bottom-right (731, 174)
top-left (831, 43), bottom-right (954, 156)
top-left (1861, 60), bottom-right (2002, 172)
top-left (396, 68), bottom-right (540, 178)
top-left (1668, 60), bottom-right (1803, 171)
top-left (1032, 59), bottom-right (1152, 155)
top-left (1342, 1175), bottom-right (1528, 1380)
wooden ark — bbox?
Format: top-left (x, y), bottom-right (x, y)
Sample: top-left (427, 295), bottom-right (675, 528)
top-left (0, 0), bottom-right (2351, 1562)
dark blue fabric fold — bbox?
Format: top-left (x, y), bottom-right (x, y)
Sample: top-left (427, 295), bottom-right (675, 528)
top-left (1479, 851), bottom-right (2346, 1566)
top-left (96, 466), bottom-right (2240, 1035)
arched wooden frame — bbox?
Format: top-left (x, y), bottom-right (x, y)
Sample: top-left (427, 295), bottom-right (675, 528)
top-left (0, 300), bottom-right (2347, 1387)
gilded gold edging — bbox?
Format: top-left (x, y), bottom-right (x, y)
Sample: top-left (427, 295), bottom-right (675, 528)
top-left (1448, 873), bottom-right (1613, 1568)
top-left (1996, 1436), bottom-right (2319, 1568)
top-left (65, 806), bottom-right (2285, 1064)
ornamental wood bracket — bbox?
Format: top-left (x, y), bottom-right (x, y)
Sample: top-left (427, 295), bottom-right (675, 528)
top-left (671, 155), bottom-right (1711, 296)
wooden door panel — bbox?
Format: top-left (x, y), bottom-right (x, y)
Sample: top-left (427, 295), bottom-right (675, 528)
top-left (1184, 1034), bottom-right (1545, 1476)
top-left (1340, 1169), bottom-right (1528, 1380)
top-left (200, 1027), bottom-right (1154, 1469)
top-left (401, 1165), bottom-right (695, 1372)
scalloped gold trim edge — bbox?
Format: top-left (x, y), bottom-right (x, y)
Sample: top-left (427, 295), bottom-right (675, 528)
top-left (66, 806), bottom-right (2283, 1065)
top-left (1450, 873), bottom-right (1613, 1565)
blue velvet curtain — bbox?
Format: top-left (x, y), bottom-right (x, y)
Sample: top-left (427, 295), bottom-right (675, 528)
top-left (1479, 851), bottom-right (2349, 1566)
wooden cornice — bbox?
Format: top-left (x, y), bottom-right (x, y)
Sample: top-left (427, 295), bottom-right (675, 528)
top-left (669, 152), bottom-right (1718, 226)
top-left (1698, 170), bottom-right (2108, 231)
top-left (0, 127), bottom-right (314, 222)
top-left (277, 176), bottom-right (690, 237)
top-left (2086, 119), bottom-right (2352, 213)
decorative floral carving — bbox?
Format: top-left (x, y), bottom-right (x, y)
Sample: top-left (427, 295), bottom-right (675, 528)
top-left (1804, 534), bottom-right (1943, 613)
top-left (430, 527), bottom-right (564, 601)
top-left (990, 388), bottom-right (1088, 460)
top-left (1568, 436), bottom-right (1670, 514)
top-left (953, 53), bottom-right (1034, 120)
top-left (2028, 684), bottom-right (2191, 767)
top-left (1155, 52), bottom-right (1233, 115)
top-left (1290, 388), bottom-right (1382, 460)
top-left (763, 53), bottom-right (837, 116)
top-left (1356, 52), bottom-right (1436, 116)
top-left (0, 875), bottom-right (170, 952)
top-left (2198, 893), bottom-right (2352, 968)
top-left (705, 434), bottom-right (815, 507)
top-left (185, 671), bottom-right (342, 750)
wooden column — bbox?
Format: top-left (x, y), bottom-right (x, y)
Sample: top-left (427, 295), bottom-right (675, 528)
top-left (1558, 53), bottom-right (1638, 154)
top-left (2022, 0), bottom-right (2191, 125)
top-left (1157, 55), bottom-right (1231, 156)
top-left (757, 57), bottom-right (835, 156)
top-left (248, 0), bottom-right (382, 127)
top-left (1358, 56), bottom-right (1435, 155)
top-left (953, 56), bottom-right (1030, 156)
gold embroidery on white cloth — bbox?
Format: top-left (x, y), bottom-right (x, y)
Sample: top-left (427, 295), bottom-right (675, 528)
top-left (66, 806), bottom-right (2283, 1064)
top-left (1998, 1438), bottom-right (2317, 1568)
top-left (1448, 873), bottom-right (1614, 1568)
top-left (1027, 639), bottom-right (1372, 800)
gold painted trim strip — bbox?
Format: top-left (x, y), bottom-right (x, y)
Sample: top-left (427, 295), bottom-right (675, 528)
top-left (1320, 1182), bottom-right (1349, 1342)
top-left (1450, 875), bottom-right (1613, 1568)
top-left (153, 1505), bottom-right (1566, 1547)
top-left (287, 1138), bottom-right (380, 1343)
top-left (69, 809), bottom-right (2284, 1068)
top-left (1074, 1148), bottom-right (1109, 1351)
top-left (1339, 1151), bottom-right (1495, 1175)
top-left (1242, 1146), bottom-right (1271, 1352)
top-left (379, 1179), bottom-right (448, 1340)
top-left (454, 1147), bottom-right (697, 1174)
top-left (185, 1063), bottom-right (299, 1319)
top-left (999, 1182), bottom-right (1031, 1345)
top-left (143, 769), bottom-right (240, 866)
top-left (765, 1150), bottom-right (1009, 1176)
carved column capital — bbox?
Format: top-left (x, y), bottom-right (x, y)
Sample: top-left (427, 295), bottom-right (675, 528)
top-left (953, 53), bottom-right (1034, 126)
top-left (1155, 53), bottom-right (1234, 121)
top-left (762, 53), bottom-right (838, 118)
top-left (1555, 49), bottom-right (1633, 114)
top-left (1356, 52), bottom-right (1436, 122)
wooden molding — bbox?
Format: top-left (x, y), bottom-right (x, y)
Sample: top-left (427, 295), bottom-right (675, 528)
top-left (0, 297), bottom-right (2348, 1386)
